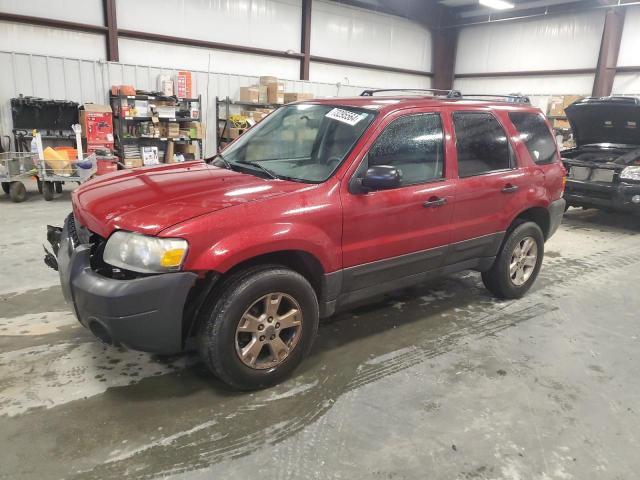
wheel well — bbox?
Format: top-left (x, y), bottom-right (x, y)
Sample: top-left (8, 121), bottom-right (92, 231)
top-left (511, 207), bottom-right (550, 239)
top-left (222, 250), bottom-right (325, 296)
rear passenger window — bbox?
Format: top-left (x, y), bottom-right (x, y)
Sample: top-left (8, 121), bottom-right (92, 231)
top-left (368, 113), bottom-right (444, 185)
top-left (453, 112), bottom-right (512, 178)
top-left (509, 112), bottom-right (558, 165)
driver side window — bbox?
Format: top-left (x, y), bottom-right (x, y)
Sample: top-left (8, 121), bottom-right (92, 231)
top-left (368, 113), bottom-right (445, 186)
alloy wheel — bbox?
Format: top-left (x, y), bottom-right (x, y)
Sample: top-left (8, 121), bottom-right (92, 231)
top-left (509, 236), bottom-right (538, 286)
top-left (235, 293), bottom-right (303, 370)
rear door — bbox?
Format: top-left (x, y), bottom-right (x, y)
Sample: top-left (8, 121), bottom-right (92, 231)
top-left (340, 108), bottom-right (456, 292)
top-left (508, 111), bottom-right (565, 201)
top-left (448, 110), bottom-right (527, 263)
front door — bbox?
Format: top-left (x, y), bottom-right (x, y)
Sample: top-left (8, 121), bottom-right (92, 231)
top-left (341, 110), bottom-right (456, 293)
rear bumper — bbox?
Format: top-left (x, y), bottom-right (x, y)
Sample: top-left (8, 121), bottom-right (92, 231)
top-left (57, 217), bottom-right (197, 354)
top-left (565, 179), bottom-right (640, 212)
top-left (547, 198), bottom-right (566, 239)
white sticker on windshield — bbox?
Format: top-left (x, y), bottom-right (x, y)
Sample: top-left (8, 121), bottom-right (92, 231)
top-left (325, 108), bottom-right (366, 126)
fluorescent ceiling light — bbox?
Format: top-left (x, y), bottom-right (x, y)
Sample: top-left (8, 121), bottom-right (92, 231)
top-left (479, 0), bottom-right (515, 9)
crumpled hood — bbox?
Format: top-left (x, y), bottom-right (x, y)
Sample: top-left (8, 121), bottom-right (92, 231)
top-left (566, 97), bottom-right (640, 147)
top-left (72, 161), bottom-right (304, 237)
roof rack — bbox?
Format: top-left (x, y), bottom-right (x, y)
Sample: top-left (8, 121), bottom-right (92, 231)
top-left (360, 88), bottom-right (462, 98)
top-left (359, 89), bottom-right (531, 104)
top-left (580, 96), bottom-right (639, 104)
top-left (460, 94), bottom-right (531, 104)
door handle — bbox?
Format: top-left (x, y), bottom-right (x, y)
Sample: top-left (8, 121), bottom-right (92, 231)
top-left (501, 184), bottom-right (519, 193)
top-left (423, 197), bottom-right (447, 208)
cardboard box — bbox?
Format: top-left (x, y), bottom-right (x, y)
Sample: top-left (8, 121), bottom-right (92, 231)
top-left (259, 76), bottom-right (278, 86)
top-left (155, 105), bottom-right (176, 118)
top-left (548, 96), bottom-right (565, 117)
top-left (552, 119), bottom-right (571, 130)
top-left (284, 92), bottom-right (314, 103)
top-left (229, 127), bottom-right (247, 139)
top-left (79, 104), bottom-right (114, 144)
top-left (124, 158), bottom-right (143, 168)
top-left (187, 122), bottom-right (203, 139)
top-left (259, 85), bottom-right (269, 104)
top-left (175, 71), bottom-right (192, 98)
top-left (268, 82), bottom-right (285, 104)
top-left (165, 141), bottom-right (175, 163)
top-left (240, 86), bottom-right (260, 103)
top-left (548, 95), bottom-right (584, 117)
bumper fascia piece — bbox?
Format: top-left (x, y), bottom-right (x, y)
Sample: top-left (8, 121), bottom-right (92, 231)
top-left (547, 198), bottom-right (566, 239)
top-left (57, 218), bottom-right (197, 354)
top-left (565, 180), bottom-right (640, 212)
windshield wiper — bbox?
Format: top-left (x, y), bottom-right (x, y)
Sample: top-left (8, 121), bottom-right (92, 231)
top-left (210, 153), bottom-right (232, 170)
top-left (239, 161), bottom-right (279, 180)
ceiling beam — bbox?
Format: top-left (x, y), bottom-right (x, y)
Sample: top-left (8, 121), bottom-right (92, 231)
top-left (0, 11), bottom-right (107, 34)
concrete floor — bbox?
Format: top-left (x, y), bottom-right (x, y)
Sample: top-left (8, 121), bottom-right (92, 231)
top-left (1, 179), bottom-right (640, 480)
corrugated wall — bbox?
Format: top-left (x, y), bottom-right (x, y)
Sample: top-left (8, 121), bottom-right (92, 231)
top-left (453, 9), bottom-right (607, 102)
top-left (0, 51), bottom-right (370, 156)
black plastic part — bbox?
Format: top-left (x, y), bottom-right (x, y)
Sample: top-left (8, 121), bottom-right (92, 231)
top-left (56, 218), bottom-right (198, 354)
top-left (564, 179), bottom-right (640, 212)
top-left (547, 198), bottom-right (567, 239)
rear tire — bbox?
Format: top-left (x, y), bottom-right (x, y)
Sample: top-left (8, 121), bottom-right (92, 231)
top-left (9, 182), bottom-right (26, 202)
top-left (42, 181), bottom-right (54, 201)
top-left (482, 222), bottom-right (544, 299)
top-left (197, 265), bottom-right (319, 390)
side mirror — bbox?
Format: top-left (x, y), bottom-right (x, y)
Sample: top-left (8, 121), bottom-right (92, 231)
top-left (360, 165), bottom-right (402, 191)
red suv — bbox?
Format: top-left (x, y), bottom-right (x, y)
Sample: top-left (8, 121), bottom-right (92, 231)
top-left (46, 90), bottom-right (566, 390)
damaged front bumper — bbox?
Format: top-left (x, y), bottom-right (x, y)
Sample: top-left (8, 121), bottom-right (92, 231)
top-left (565, 179), bottom-right (640, 212)
top-left (47, 216), bottom-right (198, 354)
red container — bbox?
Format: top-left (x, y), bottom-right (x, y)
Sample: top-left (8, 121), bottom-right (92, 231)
top-left (96, 158), bottom-right (118, 175)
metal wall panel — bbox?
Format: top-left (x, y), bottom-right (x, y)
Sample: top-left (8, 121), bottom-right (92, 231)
top-left (0, 51), bottom-right (374, 156)
top-left (310, 62), bottom-right (431, 89)
top-left (118, 38), bottom-right (301, 80)
top-left (0, 0), bottom-right (104, 25)
top-left (0, 22), bottom-right (106, 60)
top-left (116, 0), bottom-right (301, 52)
top-left (456, 10), bottom-right (606, 74)
top-left (612, 73), bottom-right (640, 95)
top-left (310, 0), bottom-right (432, 72)
top-left (618, 6), bottom-right (640, 67)
top-left (453, 75), bottom-right (595, 96)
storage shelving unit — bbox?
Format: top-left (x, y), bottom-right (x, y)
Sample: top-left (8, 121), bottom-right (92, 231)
top-left (215, 96), bottom-right (280, 150)
top-left (110, 94), bottom-right (203, 165)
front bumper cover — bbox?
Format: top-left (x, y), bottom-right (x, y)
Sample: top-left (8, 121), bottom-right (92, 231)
top-left (565, 179), bottom-right (640, 212)
top-left (56, 216), bottom-right (197, 354)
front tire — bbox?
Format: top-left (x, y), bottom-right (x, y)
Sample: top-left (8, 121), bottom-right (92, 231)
top-left (197, 265), bottom-right (319, 390)
top-left (482, 221), bottom-right (544, 299)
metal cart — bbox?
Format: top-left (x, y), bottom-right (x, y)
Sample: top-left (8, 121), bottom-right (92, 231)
top-left (35, 153), bottom-right (97, 201)
top-left (0, 152), bottom-right (37, 202)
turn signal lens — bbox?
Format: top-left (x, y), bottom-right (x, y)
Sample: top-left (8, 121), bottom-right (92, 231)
top-left (160, 248), bottom-right (187, 267)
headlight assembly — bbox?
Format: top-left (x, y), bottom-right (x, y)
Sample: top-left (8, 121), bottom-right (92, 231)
top-left (103, 231), bottom-right (188, 274)
top-left (620, 166), bottom-right (640, 183)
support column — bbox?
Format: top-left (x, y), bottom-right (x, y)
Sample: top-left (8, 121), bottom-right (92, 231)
top-left (432, 28), bottom-right (458, 91)
top-left (300, 0), bottom-right (312, 80)
top-left (592, 8), bottom-right (626, 98)
top-left (103, 0), bottom-right (119, 62)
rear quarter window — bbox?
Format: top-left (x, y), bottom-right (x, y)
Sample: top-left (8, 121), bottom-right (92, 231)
top-left (509, 112), bottom-right (558, 165)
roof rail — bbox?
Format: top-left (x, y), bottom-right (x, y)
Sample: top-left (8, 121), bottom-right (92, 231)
top-left (360, 88), bottom-right (462, 98)
top-left (460, 94), bottom-right (531, 104)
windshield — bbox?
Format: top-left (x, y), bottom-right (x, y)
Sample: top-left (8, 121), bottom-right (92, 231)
top-left (221, 104), bottom-right (376, 182)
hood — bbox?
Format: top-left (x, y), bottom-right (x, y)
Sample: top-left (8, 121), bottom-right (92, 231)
top-left (565, 97), bottom-right (640, 148)
top-left (72, 161), bottom-right (305, 237)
